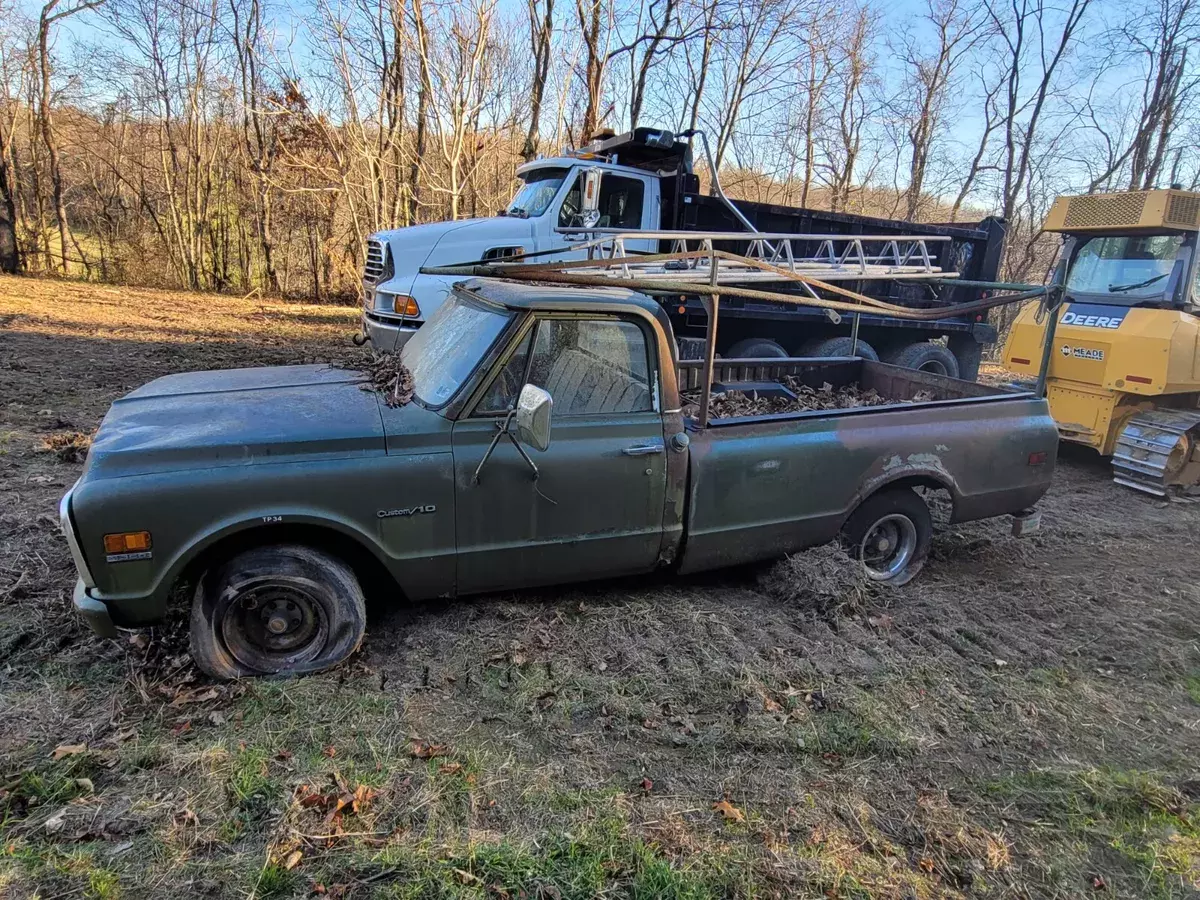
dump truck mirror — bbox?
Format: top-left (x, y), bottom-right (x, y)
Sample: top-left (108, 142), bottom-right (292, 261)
top-left (516, 384), bottom-right (553, 451)
top-left (581, 168), bottom-right (602, 228)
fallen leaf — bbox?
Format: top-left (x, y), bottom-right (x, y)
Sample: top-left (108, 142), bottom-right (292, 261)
top-left (44, 810), bottom-right (68, 834)
top-left (275, 749), bottom-right (293, 761)
top-left (453, 868), bottom-right (479, 884)
top-left (51, 743), bottom-right (87, 760)
top-left (1091, 875), bottom-right (1107, 890)
top-left (918, 856), bottom-right (935, 873)
top-left (410, 740), bottom-right (448, 759)
top-left (438, 762), bottom-right (464, 776)
top-left (867, 613), bottom-right (894, 630)
top-left (284, 850), bottom-right (303, 870)
top-left (712, 799), bottom-right (745, 823)
top-left (170, 720), bottom-right (192, 737)
top-left (640, 777), bottom-right (653, 794)
top-left (170, 687), bottom-right (219, 707)
top-left (323, 795), bottom-right (351, 825)
top-left (352, 784), bottom-right (376, 814)
top-left (323, 746), bottom-right (337, 758)
top-left (174, 808), bottom-right (199, 826)
top-left (763, 696), bottom-right (783, 714)
top-left (129, 633), bottom-right (150, 650)
top-left (74, 778), bottom-right (95, 794)
top-left (115, 728), bottom-right (137, 743)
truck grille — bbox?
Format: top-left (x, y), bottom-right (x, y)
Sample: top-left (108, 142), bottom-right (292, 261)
top-left (363, 239), bottom-right (387, 283)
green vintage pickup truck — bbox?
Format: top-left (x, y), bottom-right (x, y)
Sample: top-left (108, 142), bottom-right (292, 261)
top-left (60, 280), bottom-right (1057, 678)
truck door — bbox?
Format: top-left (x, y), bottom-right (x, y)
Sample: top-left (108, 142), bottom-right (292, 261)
top-left (451, 314), bottom-right (667, 594)
top-left (551, 170), bottom-right (657, 255)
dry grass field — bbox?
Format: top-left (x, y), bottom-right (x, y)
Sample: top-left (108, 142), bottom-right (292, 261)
top-left (1, 273), bottom-right (1198, 899)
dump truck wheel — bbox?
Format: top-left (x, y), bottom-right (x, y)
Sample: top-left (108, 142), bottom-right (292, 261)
top-left (725, 337), bottom-right (789, 358)
top-left (841, 488), bottom-right (932, 586)
top-left (796, 336), bottom-right (879, 361)
top-left (883, 341), bottom-right (960, 378)
top-left (190, 543), bottom-right (367, 679)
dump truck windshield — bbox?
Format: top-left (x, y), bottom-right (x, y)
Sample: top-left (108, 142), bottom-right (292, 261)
top-left (505, 168), bottom-right (569, 218)
top-left (1066, 235), bottom-right (1183, 302)
top-left (401, 293), bottom-right (512, 407)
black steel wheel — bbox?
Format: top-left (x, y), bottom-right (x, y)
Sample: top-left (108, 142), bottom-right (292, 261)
top-left (725, 337), bottom-right (789, 359)
top-left (840, 488), bottom-right (932, 586)
top-left (882, 341), bottom-right (960, 378)
top-left (796, 336), bottom-right (879, 361)
top-left (190, 544), bottom-right (367, 679)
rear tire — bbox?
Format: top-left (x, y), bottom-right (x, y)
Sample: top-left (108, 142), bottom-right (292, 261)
top-left (726, 337), bottom-right (789, 359)
top-left (840, 488), bottom-right (932, 586)
top-left (190, 543), bottom-right (367, 679)
top-left (796, 336), bottom-right (879, 361)
top-left (883, 341), bottom-right (960, 378)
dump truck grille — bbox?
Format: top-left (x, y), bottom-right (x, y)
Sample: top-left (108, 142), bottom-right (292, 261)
top-left (1166, 193), bottom-right (1200, 228)
top-left (1063, 192), bottom-right (1148, 229)
top-left (363, 239), bottom-right (387, 283)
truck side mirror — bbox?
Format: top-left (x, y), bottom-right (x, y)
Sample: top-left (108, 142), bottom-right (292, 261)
top-left (581, 167), bottom-right (602, 229)
top-left (515, 384), bottom-right (553, 451)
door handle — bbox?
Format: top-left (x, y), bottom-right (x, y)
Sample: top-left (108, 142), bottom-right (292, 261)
top-left (622, 443), bottom-right (664, 456)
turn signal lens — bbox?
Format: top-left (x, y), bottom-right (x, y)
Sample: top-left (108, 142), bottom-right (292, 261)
top-left (392, 295), bottom-right (420, 317)
top-left (104, 531), bottom-right (152, 553)
top-left (1027, 451), bottom-right (1047, 466)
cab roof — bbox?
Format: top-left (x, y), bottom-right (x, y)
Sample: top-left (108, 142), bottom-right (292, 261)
top-left (456, 277), bottom-right (668, 320)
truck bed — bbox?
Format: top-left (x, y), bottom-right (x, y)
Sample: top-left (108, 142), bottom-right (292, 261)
top-left (677, 356), bottom-right (1017, 423)
top-left (673, 357), bottom-right (1056, 573)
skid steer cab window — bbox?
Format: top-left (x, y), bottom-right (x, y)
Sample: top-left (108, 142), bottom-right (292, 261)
top-left (1066, 235), bottom-right (1184, 302)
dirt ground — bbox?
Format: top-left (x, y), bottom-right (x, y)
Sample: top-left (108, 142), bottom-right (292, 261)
top-left (1, 273), bottom-right (1198, 899)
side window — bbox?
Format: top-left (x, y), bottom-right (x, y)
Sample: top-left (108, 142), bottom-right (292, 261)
top-left (475, 330), bottom-right (533, 414)
top-left (527, 319), bottom-right (653, 415)
top-left (558, 179), bottom-right (582, 228)
top-left (596, 176), bottom-right (645, 229)
top-left (557, 174), bottom-right (646, 229)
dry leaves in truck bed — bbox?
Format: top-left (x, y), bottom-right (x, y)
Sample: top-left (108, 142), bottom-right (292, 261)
top-left (681, 378), bottom-right (935, 419)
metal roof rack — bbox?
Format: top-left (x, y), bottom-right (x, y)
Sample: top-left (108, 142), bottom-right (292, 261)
top-left (551, 228), bottom-right (959, 284)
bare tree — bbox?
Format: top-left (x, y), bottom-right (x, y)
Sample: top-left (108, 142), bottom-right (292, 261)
top-left (37, 0), bottom-right (104, 274)
top-left (896, 0), bottom-right (984, 220)
top-left (986, 0), bottom-right (1093, 221)
top-left (522, 0), bottom-right (555, 160)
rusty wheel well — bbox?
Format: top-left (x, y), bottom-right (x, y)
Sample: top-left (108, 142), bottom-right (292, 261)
top-left (856, 475), bottom-right (956, 526)
top-left (175, 524), bottom-right (401, 607)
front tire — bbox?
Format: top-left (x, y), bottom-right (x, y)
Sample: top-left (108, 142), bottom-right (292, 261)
top-left (190, 544), bottom-right (367, 679)
top-left (840, 489), bottom-right (932, 586)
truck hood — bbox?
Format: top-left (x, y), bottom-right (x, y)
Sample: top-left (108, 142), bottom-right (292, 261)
top-left (84, 365), bottom-right (388, 479)
top-left (376, 217), bottom-right (536, 290)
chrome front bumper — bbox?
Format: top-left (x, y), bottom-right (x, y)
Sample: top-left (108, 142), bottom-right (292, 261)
top-left (362, 311), bottom-right (420, 351)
